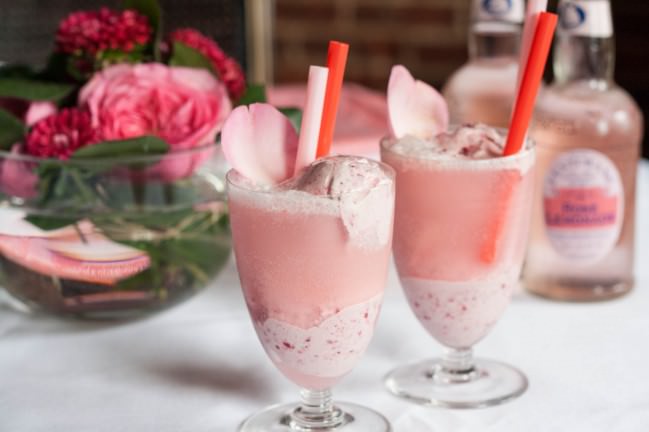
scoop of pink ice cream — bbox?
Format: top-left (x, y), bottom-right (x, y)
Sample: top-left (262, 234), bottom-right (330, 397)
top-left (437, 124), bottom-right (503, 158)
top-left (289, 156), bottom-right (394, 249)
top-left (292, 155), bottom-right (384, 196)
top-left (388, 124), bottom-right (504, 161)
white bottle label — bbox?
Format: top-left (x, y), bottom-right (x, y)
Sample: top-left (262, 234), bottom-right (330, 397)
top-left (543, 149), bottom-right (623, 264)
top-left (558, 0), bottom-right (613, 38)
top-left (474, 0), bottom-right (524, 23)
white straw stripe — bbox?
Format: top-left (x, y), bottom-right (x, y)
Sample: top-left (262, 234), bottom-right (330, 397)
top-left (294, 65), bottom-right (329, 175)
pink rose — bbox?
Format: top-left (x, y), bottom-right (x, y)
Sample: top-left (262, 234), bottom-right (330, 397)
top-left (79, 63), bottom-right (232, 180)
top-left (0, 144), bottom-right (38, 199)
top-left (0, 102), bottom-right (55, 199)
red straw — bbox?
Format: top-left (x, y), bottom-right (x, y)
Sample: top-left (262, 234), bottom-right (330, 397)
top-left (503, 12), bottom-right (557, 156)
top-left (316, 41), bottom-right (349, 158)
top-left (479, 12), bottom-right (557, 263)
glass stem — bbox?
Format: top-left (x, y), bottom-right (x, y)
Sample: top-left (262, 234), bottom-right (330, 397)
top-left (436, 347), bottom-right (478, 383)
top-left (288, 388), bottom-right (347, 430)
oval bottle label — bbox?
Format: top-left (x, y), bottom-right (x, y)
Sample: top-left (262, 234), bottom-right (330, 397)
top-left (558, 0), bottom-right (613, 38)
top-left (474, 0), bottom-right (524, 23)
top-left (543, 149), bottom-right (623, 264)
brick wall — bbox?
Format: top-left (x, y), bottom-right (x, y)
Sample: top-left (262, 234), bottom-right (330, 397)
top-left (274, 0), bottom-right (471, 90)
top-left (273, 0), bottom-right (649, 157)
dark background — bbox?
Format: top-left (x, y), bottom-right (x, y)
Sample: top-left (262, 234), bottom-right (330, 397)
top-left (0, 0), bottom-right (247, 68)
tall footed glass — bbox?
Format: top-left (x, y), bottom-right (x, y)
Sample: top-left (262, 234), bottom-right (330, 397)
top-left (227, 156), bottom-right (395, 431)
top-left (381, 130), bottom-right (535, 408)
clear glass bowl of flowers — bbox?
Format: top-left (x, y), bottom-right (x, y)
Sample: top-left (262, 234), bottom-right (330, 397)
top-left (0, 1), bottom-right (274, 320)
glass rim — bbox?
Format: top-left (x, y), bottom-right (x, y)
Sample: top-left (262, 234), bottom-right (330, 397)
top-left (226, 155), bottom-right (397, 195)
top-left (380, 127), bottom-right (535, 168)
top-left (0, 141), bottom-right (218, 165)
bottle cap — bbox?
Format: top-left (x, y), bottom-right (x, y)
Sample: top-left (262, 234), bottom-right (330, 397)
top-left (558, 0), bottom-right (613, 38)
top-left (473, 0), bottom-right (525, 24)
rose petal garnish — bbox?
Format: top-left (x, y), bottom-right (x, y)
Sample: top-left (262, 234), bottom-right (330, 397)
top-left (387, 64), bottom-right (449, 139)
top-left (221, 103), bottom-right (298, 185)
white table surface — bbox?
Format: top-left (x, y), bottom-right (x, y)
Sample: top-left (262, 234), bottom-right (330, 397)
top-left (1, 162), bottom-right (648, 432)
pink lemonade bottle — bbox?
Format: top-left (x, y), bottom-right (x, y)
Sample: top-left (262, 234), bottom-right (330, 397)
top-left (525, 0), bottom-right (644, 301)
top-left (443, 0), bottom-right (524, 128)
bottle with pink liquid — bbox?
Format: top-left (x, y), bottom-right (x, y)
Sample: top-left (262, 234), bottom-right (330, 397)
top-left (443, 0), bottom-right (524, 128)
top-left (525, 0), bottom-right (644, 301)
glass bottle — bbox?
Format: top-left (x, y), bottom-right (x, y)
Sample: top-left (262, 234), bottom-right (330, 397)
top-left (443, 0), bottom-right (524, 128)
top-left (525, 0), bottom-right (644, 301)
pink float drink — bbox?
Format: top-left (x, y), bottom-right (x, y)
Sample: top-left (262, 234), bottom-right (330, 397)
top-left (382, 124), bottom-right (535, 408)
top-left (228, 156), bottom-right (394, 390)
top-left (382, 125), bottom-right (534, 348)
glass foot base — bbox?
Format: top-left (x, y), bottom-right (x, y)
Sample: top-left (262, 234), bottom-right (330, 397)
top-left (384, 358), bottom-right (528, 409)
top-left (239, 402), bottom-right (391, 431)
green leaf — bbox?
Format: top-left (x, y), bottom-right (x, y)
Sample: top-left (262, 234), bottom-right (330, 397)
top-left (33, 162), bottom-right (104, 210)
top-left (24, 215), bottom-right (81, 231)
top-left (98, 46), bottom-right (147, 66)
top-left (169, 41), bottom-right (215, 73)
top-left (0, 78), bottom-right (74, 101)
top-left (237, 84), bottom-right (267, 106)
top-left (0, 109), bottom-right (26, 150)
top-left (106, 208), bottom-right (232, 289)
top-left (71, 136), bottom-right (169, 159)
top-left (122, 0), bottom-right (162, 60)
top-left (279, 107), bottom-right (303, 134)
top-left (0, 64), bottom-right (36, 79)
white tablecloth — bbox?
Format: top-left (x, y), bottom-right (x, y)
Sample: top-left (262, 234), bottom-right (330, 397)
top-left (1, 162), bottom-right (648, 432)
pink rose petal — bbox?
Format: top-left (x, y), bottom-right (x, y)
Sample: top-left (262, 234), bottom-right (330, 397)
top-left (387, 65), bottom-right (449, 139)
top-left (25, 102), bottom-right (57, 126)
top-left (221, 103), bottom-right (298, 185)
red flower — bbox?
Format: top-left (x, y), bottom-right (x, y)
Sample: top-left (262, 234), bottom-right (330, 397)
top-left (56, 8), bottom-right (152, 56)
top-left (169, 28), bottom-right (246, 101)
top-left (25, 109), bottom-right (100, 160)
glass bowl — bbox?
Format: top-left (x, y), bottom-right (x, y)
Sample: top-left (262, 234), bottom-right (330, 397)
top-left (0, 143), bottom-right (231, 320)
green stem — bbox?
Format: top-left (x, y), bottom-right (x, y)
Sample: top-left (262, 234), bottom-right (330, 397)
top-left (73, 223), bottom-right (88, 244)
top-left (163, 183), bottom-right (175, 206)
top-left (131, 182), bottom-right (146, 209)
top-left (69, 170), bottom-right (95, 203)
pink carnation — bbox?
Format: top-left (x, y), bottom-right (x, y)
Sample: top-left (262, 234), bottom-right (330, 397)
top-left (79, 63), bottom-right (231, 180)
top-left (56, 8), bottom-right (152, 56)
top-left (25, 108), bottom-right (99, 160)
top-left (170, 28), bottom-right (246, 101)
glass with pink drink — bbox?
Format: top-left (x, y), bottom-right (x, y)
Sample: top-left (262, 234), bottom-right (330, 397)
top-left (381, 124), bottom-right (535, 408)
top-left (228, 155), bottom-right (395, 431)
